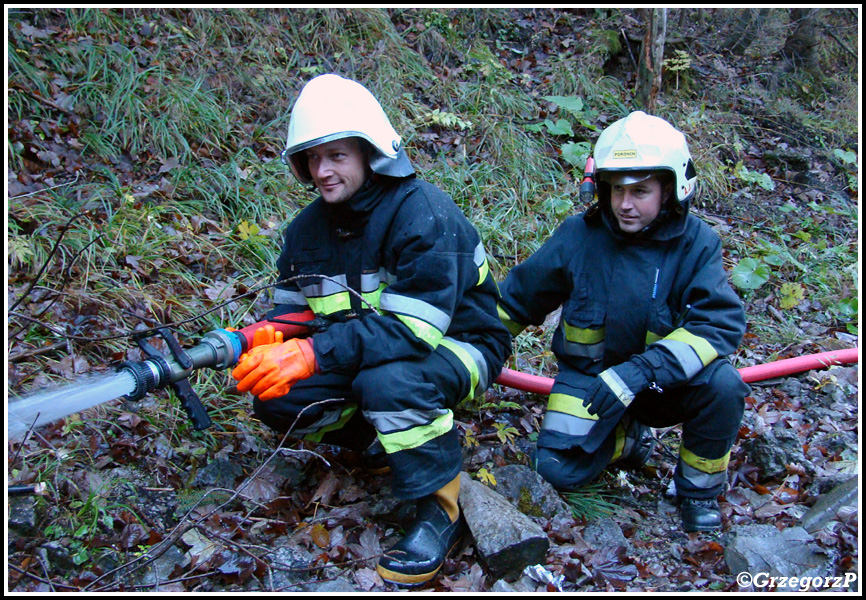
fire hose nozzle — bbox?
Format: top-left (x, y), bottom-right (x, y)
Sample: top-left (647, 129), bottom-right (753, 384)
top-left (118, 358), bottom-right (163, 402)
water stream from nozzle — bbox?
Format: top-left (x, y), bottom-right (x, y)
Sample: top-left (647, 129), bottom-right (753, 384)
top-left (8, 370), bottom-right (138, 442)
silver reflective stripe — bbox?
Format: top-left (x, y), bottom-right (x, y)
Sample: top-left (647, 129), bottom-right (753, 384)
top-left (379, 292), bottom-right (451, 333)
top-left (300, 273), bottom-right (349, 298)
top-left (561, 337), bottom-right (605, 361)
top-left (273, 287), bottom-right (309, 306)
top-left (541, 411), bottom-right (597, 437)
top-left (655, 339), bottom-right (704, 379)
top-left (678, 461), bottom-right (727, 490)
top-left (290, 408), bottom-right (345, 435)
top-left (361, 270), bottom-right (384, 294)
top-left (362, 407), bottom-right (451, 435)
top-left (473, 242), bottom-right (486, 268)
top-left (599, 368), bottom-right (636, 407)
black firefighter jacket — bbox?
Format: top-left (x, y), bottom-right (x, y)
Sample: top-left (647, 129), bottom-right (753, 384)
top-left (268, 175), bottom-right (511, 392)
top-left (497, 203), bottom-right (747, 400)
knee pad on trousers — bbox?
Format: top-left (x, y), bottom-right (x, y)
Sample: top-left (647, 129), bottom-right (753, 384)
top-left (533, 445), bottom-right (609, 492)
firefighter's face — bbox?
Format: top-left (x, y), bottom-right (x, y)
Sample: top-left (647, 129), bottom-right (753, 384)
top-left (305, 138), bottom-right (368, 204)
top-left (609, 175), bottom-right (671, 233)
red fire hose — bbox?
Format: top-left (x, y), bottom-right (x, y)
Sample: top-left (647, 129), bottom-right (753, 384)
top-left (239, 312), bottom-right (858, 394)
top-left (493, 347), bottom-right (860, 395)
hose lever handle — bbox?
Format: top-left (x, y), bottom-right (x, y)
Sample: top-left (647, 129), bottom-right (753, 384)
top-left (170, 378), bottom-right (212, 430)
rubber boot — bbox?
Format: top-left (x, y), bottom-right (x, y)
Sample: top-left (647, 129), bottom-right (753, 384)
top-left (679, 496), bottom-right (722, 532)
top-left (377, 474), bottom-right (463, 587)
top-left (617, 417), bottom-right (656, 470)
top-left (362, 437), bottom-right (390, 475)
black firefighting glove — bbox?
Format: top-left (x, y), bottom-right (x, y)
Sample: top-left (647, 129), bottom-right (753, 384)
top-left (583, 360), bottom-right (652, 420)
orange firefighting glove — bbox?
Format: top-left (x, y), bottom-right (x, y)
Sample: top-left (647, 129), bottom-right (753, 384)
top-left (231, 338), bottom-right (317, 401)
top-left (250, 324), bottom-right (283, 349)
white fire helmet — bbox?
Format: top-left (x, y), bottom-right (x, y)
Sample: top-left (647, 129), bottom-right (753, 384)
top-left (594, 111), bottom-right (697, 207)
top-left (281, 74), bottom-right (414, 184)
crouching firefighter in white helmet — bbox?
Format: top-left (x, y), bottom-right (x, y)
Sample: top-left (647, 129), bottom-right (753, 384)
top-left (231, 74), bottom-right (511, 586)
top-left (497, 111), bottom-right (750, 533)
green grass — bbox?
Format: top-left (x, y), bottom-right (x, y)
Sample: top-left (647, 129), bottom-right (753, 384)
top-left (561, 481), bottom-right (622, 521)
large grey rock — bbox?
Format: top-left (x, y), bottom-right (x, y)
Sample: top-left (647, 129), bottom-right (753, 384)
top-left (490, 464), bottom-right (572, 522)
top-left (800, 476), bottom-right (858, 533)
top-left (724, 524), bottom-right (834, 591)
top-left (741, 426), bottom-right (809, 478)
top-left (582, 517), bottom-right (630, 550)
top-left (459, 472), bottom-right (549, 581)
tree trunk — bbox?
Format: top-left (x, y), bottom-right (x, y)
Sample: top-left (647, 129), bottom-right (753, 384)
top-left (782, 8), bottom-right (822, 71)
top-left (636, 8), bottom-right (666, 113)
top-left (722, 9), bottom-right (760, 55)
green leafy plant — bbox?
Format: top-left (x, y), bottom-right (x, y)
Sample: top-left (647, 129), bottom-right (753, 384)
top-left (734, 161), bottom-right (776, 191)
top-left (778, 281), bottom-right (806, 309)
top-left (492, 422), bottom-right (519, 444)
top-left (415, 108), bottom-right (474, 131)
top-left (731, 257), bottom-right (772, 291)
top-left (662, 50), bottom-right (692, 91)
top-left (833, 148), bottom-right (859, 192)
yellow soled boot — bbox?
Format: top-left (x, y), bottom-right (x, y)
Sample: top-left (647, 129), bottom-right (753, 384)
top-left (376, 474), bottom-right (463, 587)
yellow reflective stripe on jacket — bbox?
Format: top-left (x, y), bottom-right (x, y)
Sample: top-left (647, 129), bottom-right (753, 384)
top-left (307, 293), bottom-right (352, 315)
top-left (361, 283), bottom-right (386, 311)
top-left (680, 446), bottom-right (730, 474)
top-left (611, 422), bottom-right (626, 462)
top-left (474, 242), bottom-right (490, 287)
top-left (497, 305), bottom-right (526, 337)
top-left (665, 328), bottom-right (718, 367)
top-left (394, 314), bottom-right (444, 348)
top-left (548, 393), bottom-right (599, 421)
top-left (645, 331), bottom-right (663, 346)
top-left (542, 393), bottom-right (598, 437)
top-left (377, 410), bottom-right (454, 454)
top-left (563, 322), bottom-right (606, 345)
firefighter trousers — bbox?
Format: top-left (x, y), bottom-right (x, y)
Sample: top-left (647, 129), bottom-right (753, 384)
top-left (253, 339), bottom-right (494, 500)
top-left (533, 358), bottom-right (749, 499)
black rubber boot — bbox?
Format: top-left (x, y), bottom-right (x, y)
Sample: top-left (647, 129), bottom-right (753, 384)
top-left (377, 475), bottom-right (463, 587)
top-left (362, 437), bottom-right (390, 475)
top-left (680, 496), bottom-right (722, 532)
top-left (617, 418), bottom-right (656, 470)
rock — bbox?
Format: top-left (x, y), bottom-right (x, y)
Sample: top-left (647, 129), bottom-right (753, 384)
top-left (582, 517), bottom-right (629, 550)
top-left (134, 544), bottom-right (191, 588)
top-left (264, 544), bottom-right (318, 591)
top-left (8, 495), bottom-right (39, 536)
top-left (800, 476), bottom-right (858, 534)
top-left (193, 458), bottom-right (243, 488)
top-left (301, 576), bottom-right (359, 592)
top-left (39, 540), bottom-right (79, 572)
top-left (490, 464), bottom-right (572, 522)
top-left (724, 524), bottom-right (835, 591)
top-left (741, 425), bottom-right (808, 479)
top-left (459, 472), bottom-right (549, 581)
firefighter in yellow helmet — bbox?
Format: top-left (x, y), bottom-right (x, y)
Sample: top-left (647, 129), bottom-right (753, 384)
top-left (231, 74), bottom-right (511, 587)
top-left (497, 111), bottom-right (750, 533)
